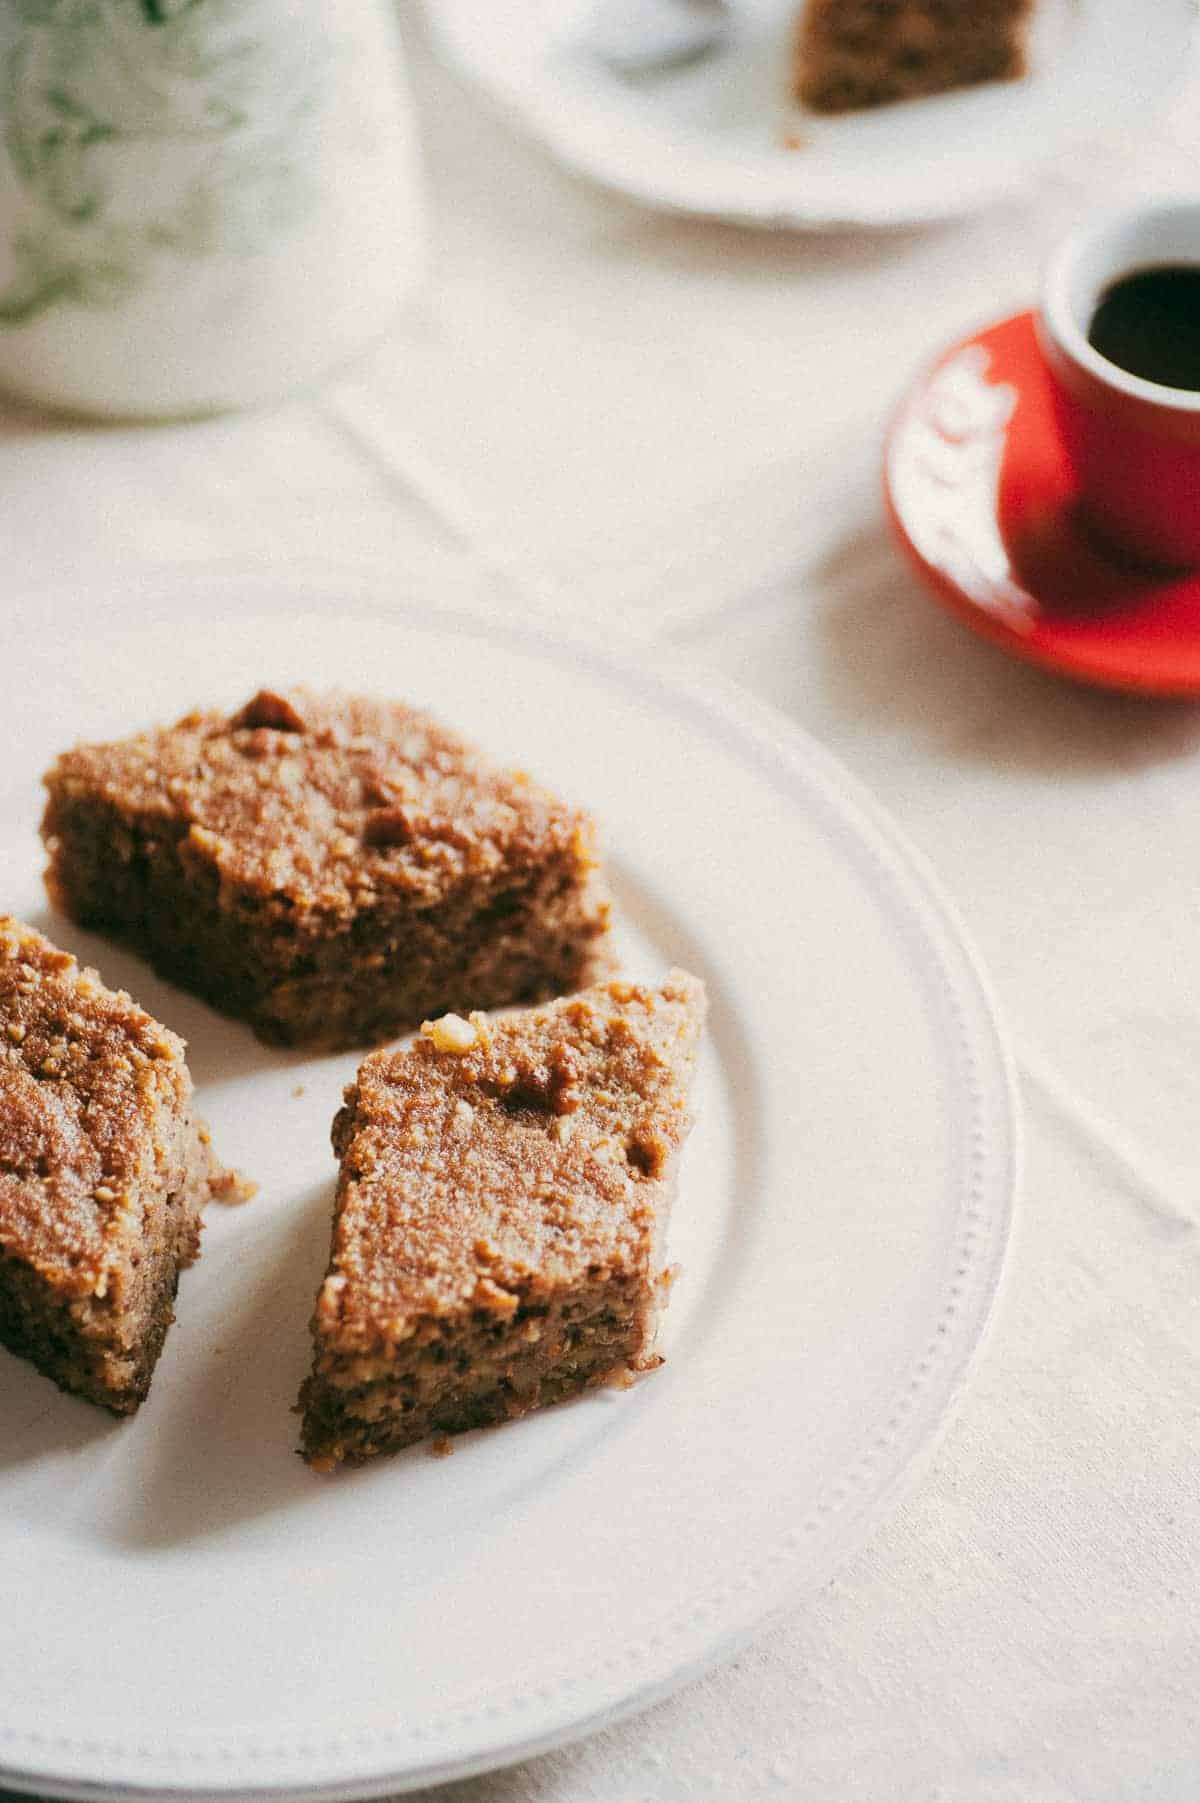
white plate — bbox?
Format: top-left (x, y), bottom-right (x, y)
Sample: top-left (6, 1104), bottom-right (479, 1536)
top-left (423, 0), bottom-right (1194, 228)
top-left (0, 566), bottom-right (1016, 1800)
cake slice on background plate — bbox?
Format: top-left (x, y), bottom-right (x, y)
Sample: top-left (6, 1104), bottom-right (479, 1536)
top-left (299, 971), bottom-right (706, 1470)
top-left (0, 917), bottom-right (244, 1415)
top-left (794, 0), bottom-right (1035, 113)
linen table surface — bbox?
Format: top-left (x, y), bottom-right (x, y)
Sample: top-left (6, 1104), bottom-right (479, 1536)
top-left (3, 10), bottom-right (1199, 1801)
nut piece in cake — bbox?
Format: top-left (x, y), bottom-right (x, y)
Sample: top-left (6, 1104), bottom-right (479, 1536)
top-left (41, 688), bottom-right (614, 1051)
top-left (794, 0), bottom-right (1034, 113)
top-left (299, 970), bottom-right (706, 1469)
top-left (0, 917), bottom-right (240, 1415)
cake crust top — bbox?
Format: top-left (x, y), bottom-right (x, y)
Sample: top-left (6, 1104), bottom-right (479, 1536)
top-left (43, 688), bottom-right (599, 916)
top-left (0, 917), bottom-right (191, 1291)
top-left (317, 971), bottom-right (706, 1350)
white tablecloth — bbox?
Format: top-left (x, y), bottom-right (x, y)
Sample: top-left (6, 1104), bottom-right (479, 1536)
top-left (5, 9), bottom-right (1200, 1799)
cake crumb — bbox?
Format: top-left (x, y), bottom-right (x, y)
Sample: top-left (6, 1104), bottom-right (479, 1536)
top-left (607, 1364), bottom-right (639, 1391)
top-left (428, 1434), bottom-right (454, 1459)
top-left (293, 1084), bottom-right (306, 1099)
top-left (422, 1012), bottom-right (479, 1055)
top-left (211, 1169), bottom-right (258, 1206)
top-left (230, 688), bottom-right (307, 733)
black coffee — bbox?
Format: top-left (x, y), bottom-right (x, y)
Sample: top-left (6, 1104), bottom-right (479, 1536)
top-left (1087, 264), bottom-right (1200, 392)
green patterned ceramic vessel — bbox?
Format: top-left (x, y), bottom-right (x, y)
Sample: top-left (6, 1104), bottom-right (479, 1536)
top-left (0, 0), bottom-right (423, 416)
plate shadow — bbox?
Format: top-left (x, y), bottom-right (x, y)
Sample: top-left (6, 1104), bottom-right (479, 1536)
top-left (101, 1178), bottom-right (336, 1551)
top-left (0, 1354), bottom-right (122, 1469)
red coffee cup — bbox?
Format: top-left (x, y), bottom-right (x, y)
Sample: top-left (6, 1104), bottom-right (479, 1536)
top-left (1037, 202), bottom-right (1200, 571)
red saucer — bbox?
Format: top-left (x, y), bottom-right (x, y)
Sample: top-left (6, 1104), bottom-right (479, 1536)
top-left (884, 310), bottom-right (1200, 697)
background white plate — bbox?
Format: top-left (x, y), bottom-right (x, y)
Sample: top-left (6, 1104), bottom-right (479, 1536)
top-left (423, 0), bottom-right (1194, 228)
top-left (0, 567), bottom-right (1016, 1800)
